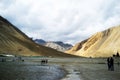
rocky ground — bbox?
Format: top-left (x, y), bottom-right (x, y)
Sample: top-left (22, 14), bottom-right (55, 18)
top-left (61, 62), bottom-right (120, 80)
top-left (48, 57), bottom-right (120, 80)
top-left (0, 57), bottom-right (120, 80)
top-left (0, 59), bottom-right (66, 80)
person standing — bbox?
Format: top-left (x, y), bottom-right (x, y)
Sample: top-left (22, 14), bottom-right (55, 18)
top-left (107, 57), bottom-right (111, 70)
top-left (110, 57), bottom-right (114, 71)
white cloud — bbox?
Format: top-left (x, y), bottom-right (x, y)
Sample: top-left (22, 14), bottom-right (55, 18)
top-left (0, 0), bottom-right (120, 44)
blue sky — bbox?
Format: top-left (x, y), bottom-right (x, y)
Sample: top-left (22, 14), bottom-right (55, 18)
top-left (0, 0), bottom-right (120, 44)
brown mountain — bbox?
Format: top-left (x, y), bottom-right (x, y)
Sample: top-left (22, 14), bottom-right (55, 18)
top-left (66, 25), bottom-right (120, 57)
top-left (0, 16), bottom-right (75, 57)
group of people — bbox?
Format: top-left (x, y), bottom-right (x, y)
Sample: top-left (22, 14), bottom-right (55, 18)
top-left (107, 57), bottom-right (114, 71)
top-left (41, 59), bottom-right (48, 65)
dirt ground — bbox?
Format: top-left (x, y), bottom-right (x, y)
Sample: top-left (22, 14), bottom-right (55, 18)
top-left (48, 57), bottom-right (120, 80)
top-left (0, 57), bottom-right (120, 80)
top-left (60, 63), bottom-right (120, 80)
top-left (0, 59), bottom-right (66, 80)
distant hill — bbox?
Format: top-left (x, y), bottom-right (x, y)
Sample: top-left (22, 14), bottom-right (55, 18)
top-left (34, 39), bottom-right (72, 52)
top-left (66, 25), bottom-right (120, 57)
top-left (34, 39), bottom-right (46, 45)
top-left (0, 16), bottom-right (76, 57)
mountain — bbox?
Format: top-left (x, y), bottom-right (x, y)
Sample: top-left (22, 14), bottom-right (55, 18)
top-left (0, 16), bottom-right (76, 57)
top-left (66, 25), bottom-right (120, 57)
top-left (34, 39), bottom-right (46, 45)
top-left (54, 41), bottom-right (72, 49)
top-left (45, 42), bottom-right (66, 51)
top-left (34, 39), bottom-right (72, 52)
top-left (45, 41), bottom-right (73, 52)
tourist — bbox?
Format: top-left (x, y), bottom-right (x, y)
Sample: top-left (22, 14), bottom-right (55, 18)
top-left (110, 57), bottom-right (114, 71)
top-left (107, 57), bottom-right (111, 70)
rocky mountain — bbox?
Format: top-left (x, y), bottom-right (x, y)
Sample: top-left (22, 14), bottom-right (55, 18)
top-left (34, 39), bottom-right (72, 52)
top-left (34, 39), bottom-right (46, 45)
top-left (66, 25), bottom-right (120, 57)
top-left (45, 41), bottom-right (72, 52)
top-left (0, 16), bottom-right (76, 57)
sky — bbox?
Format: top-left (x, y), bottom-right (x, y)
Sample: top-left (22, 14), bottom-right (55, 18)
top-left (0, 0), bottom-right (120, 45)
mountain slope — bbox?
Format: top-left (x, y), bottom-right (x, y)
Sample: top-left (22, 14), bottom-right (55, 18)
top-left (45, 41), bottom-right (72, 52)
top-left (34, 39), bottom-right (46, 45)
top-left (0, 16), bottom-right (75, 57)
top-left (34, 39), bottom-right (72, 52)
top-left (66, 25), bottom-right (120, 57)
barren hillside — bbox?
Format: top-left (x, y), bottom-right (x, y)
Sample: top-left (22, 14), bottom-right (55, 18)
top-left (66, 25), bottom-right (120, 57)
top-left (0, 16), bottom-right (75, 57)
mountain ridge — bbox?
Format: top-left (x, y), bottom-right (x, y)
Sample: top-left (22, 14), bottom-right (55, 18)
top-left (34, 39), bottom-right (73, 52)
top-left (0, 16), bottom-right (76, 57)
top-left (66, 25), bottom-right (120, 57)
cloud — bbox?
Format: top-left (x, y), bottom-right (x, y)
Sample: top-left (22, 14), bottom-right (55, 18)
top-left (0, 0), bottom-right (120, 44)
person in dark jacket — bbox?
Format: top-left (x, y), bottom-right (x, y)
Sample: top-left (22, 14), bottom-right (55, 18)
top-left (107, 57), bottom-right (111, 70)
top-left (110, 57), bottom-right (114, 71)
